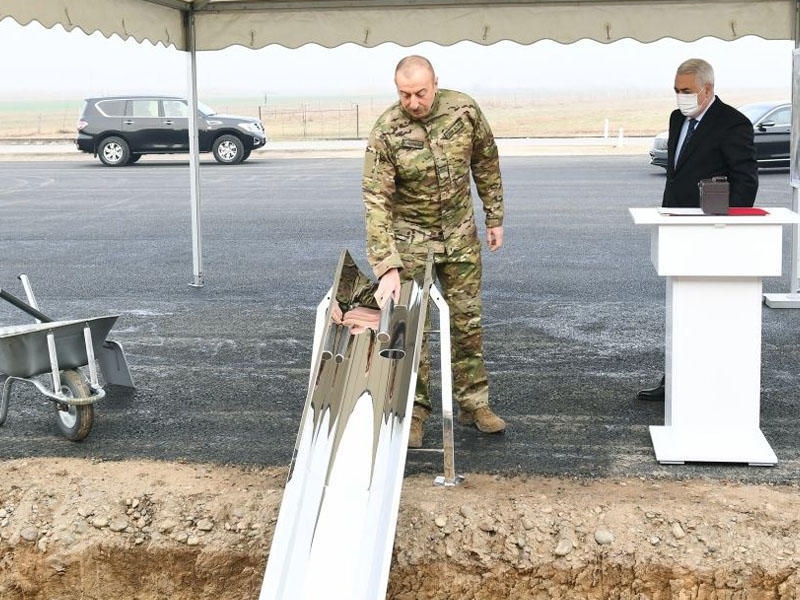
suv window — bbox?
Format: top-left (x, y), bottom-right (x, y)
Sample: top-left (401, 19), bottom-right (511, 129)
top-left (129, 100), bottom-right (160, 118)
top-left (96, 99), bottom-right (126, 117)
top-left (163, 100), bottom-right (189, 118)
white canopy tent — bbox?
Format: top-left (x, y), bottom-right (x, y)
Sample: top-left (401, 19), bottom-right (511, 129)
top-left (2, 0), bottom-right (798, 287)
top-left (2, 1), bottom-right (796, 49)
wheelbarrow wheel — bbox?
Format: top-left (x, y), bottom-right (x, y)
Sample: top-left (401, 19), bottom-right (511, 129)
top-left (54, 370), bottom-right (94, 441)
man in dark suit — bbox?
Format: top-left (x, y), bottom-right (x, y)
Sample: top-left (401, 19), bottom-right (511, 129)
top-left (637, 58), bottom-right (759, 401)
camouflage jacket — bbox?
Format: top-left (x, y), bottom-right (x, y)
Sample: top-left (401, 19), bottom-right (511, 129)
top-left (362, 89), bottom-right (504, 278)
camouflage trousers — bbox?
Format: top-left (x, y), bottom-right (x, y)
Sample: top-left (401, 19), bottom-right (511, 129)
top-left (397, 242), bottom-right (489, 413)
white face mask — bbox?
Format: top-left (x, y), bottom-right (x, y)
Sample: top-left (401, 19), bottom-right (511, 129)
top-left (676, 93), bottom-right (699, 117)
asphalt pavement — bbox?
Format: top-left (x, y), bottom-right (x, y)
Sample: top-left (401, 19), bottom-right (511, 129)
top-left (0, 136), bottom-right (652, 159)
top-left (0, 154), bottom-right (798, 484)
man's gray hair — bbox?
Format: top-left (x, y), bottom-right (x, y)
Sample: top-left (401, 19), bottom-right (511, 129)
top-left (676, 58), bottom-right (715, 88)
top-left (395, 55), bottom-right (436, 79)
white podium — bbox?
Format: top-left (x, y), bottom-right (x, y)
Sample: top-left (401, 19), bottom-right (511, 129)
top-left (630, 207), bottom-right (800, 466)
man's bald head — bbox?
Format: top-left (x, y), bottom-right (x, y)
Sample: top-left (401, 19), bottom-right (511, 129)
top-left (395, 55), bottom-right (436, 80)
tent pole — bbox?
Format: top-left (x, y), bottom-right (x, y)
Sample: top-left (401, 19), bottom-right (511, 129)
top-left (793, 3), bottom-right (800, 293)
top-left (789, 3), bottom-right (800, 293)
top-left (788, 2), bottom-right (800, 294)
top-left (186, 9), bottom-right (204, 288)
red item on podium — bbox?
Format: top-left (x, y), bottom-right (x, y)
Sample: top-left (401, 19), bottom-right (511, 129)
top-left (728, 207), bottom-right (768, 216)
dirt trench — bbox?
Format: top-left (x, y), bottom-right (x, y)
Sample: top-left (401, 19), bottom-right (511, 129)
top-left (3, 549), bottom-right (800, 599)
top-left (1, 458), bottom-right (799, 599)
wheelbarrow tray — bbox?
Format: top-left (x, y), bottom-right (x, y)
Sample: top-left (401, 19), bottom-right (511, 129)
top-left (0, 315), bottom-right (119, 378)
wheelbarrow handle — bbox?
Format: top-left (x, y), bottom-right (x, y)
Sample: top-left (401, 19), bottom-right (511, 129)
top-left (0, 288), bottom-right (53, 323)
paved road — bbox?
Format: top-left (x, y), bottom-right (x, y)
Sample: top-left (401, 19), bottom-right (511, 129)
top-left (0, 136), bottom-right (652, 158)
top-left (0, 156), bottom-right (798, 483)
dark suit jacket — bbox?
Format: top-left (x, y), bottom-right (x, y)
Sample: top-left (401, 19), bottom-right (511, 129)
top-left (662, 96), bottom-right (758, 207)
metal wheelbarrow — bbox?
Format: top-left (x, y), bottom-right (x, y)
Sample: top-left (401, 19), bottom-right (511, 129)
top-left (0, 274), bottom-right (133, 441)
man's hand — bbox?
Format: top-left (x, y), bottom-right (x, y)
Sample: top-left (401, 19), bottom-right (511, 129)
top-left (341, 306), bottom-right (381, 334)
top-left (486, 226), bottom-right (504, 251)
top-left (330, 300), bottom-right (344, 324)
top-left (374, 268), bottom-right (401, 308)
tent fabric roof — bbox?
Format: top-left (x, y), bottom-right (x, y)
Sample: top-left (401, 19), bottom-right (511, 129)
top-left (2, 0), bottom-right (796, 51)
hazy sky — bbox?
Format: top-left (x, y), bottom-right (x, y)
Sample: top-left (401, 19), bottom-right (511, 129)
top-left (0, 17), bottom-right (794, 101)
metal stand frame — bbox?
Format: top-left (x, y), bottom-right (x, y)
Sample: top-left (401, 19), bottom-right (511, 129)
top-left (763, 47), bottom-right (800, 308)
top-left (429, 284), bottom-right (464, 487)
top-left (763, 189), bottom-right (800, 307)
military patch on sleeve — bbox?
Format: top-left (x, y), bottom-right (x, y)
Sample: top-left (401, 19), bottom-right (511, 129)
top-left (443, 118), bottom-right (466, 139)
top-left (400, 138), bottom-right (424, 150)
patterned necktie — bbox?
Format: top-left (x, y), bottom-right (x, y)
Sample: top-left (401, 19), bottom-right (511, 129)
top-left (678, 118), bottom-right (698, 160)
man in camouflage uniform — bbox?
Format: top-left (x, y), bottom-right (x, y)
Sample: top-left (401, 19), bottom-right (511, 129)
top-left (362, 55), bottom-right (506, 448)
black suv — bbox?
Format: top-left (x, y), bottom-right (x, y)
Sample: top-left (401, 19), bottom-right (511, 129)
top-left (76, 96), bottom-right (267, 166)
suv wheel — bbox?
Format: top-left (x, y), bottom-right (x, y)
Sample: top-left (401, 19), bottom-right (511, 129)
top-left (98, 136), bottom-right (130, 167)
top-left (212, 134), bottom-right (244, 165)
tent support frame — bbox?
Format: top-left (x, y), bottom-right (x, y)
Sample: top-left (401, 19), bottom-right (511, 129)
top-left (184, 8), bottom-right (204, 288)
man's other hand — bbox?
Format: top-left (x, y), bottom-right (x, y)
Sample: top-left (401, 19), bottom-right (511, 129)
top-left (487, 226), bottom-right (504, 251)
top-left (374, 268), bottom-right (401, 308)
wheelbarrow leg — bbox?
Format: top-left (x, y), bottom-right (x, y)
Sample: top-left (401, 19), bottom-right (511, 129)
top-left (83, 325), bottom-right (100, 387)
top-left (97, 340), bottom-right (135, 388)
top-left (0, 376), bottom-right (12, 426)
top-left (46, 331), bottom-right (63, 392)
